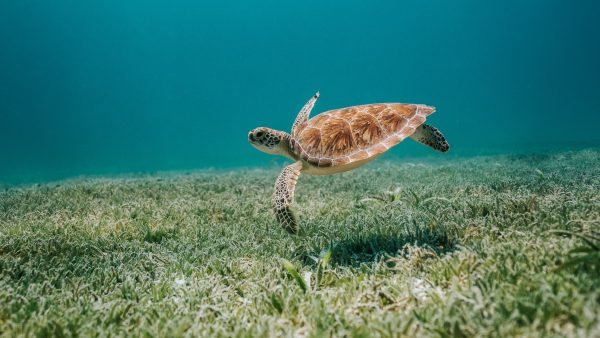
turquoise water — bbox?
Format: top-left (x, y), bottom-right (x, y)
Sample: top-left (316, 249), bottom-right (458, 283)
top-left (1, 1), bottom-right (599, 183)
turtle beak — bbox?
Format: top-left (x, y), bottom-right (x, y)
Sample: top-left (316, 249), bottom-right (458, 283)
top-left (248, 132), bottom-right (256, 142)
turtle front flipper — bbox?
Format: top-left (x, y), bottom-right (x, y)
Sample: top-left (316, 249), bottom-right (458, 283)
top-left (292, 91), bottom-right (320, 137)
top-left (409, 124), bottom-right (450, 153)
top-left (272, 161), bottom-right (303, 234)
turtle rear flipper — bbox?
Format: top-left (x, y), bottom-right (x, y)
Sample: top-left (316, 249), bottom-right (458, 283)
top-left (272, 161), bottom-right (303, 234)
top-left (410, 124), bottom-right (450, 153)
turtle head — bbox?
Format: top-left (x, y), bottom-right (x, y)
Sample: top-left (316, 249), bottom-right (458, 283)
top-left (248, 127), bottom-right (292, 158)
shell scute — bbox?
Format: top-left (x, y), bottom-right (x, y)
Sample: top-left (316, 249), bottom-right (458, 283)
top-left (369, 143), bottom-right (389, 154)
top-left (412, 114), bottom-right (426, 126)
top-left (331, 157), bottom-right (351, 167)
top-left (349, 150), bottom-right (370, 162)
top-left (366, 104), bottom-right (386, 115)
top-left (351, 112), bottom-right (386, 148)
top-left (307, 114), bottom-right (329, 128)
top-left (299, 127), bottom-right (322, 154)
top-left (321, 118), bottom-right (355, 156)
top-left (337, 107), bottom-right (360, 120)
top-left (378, 106), bottom-right (411, 133)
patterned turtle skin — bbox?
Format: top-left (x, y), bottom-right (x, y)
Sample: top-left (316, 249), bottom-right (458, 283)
top-left (248, 92), bottom-right (449, 234)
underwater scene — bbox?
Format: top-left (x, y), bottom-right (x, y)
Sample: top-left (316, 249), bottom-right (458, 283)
top-left (1, 1), bottom-right (599, 336)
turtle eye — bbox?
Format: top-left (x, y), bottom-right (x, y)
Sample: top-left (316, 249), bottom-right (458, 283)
top-left (256, 131), bottom-right (264, 138)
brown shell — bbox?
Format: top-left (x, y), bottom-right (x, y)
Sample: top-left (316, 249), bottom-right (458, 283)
top-left (291, 103), bottom-right (435, 167)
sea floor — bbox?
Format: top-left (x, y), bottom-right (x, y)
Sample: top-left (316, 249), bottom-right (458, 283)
top-left (1, 149), bottom-right (599, 337)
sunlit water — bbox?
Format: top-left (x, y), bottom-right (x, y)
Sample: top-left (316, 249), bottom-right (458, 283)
top-left (1, 1), bottom-right (598, 184)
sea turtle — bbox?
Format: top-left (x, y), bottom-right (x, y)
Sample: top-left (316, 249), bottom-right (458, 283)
top-left (248, 92), bottom-right (449, 234)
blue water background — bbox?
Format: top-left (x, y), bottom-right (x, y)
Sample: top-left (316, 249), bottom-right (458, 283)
top-left (1, 1), bottom-right (599, 183)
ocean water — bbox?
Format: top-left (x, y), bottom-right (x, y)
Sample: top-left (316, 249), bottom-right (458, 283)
top-left (0, 0), bottom-right (598, 184)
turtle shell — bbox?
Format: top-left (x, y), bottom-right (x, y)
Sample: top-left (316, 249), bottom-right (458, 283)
top-left (290, 103), bottom-right (434, 167)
